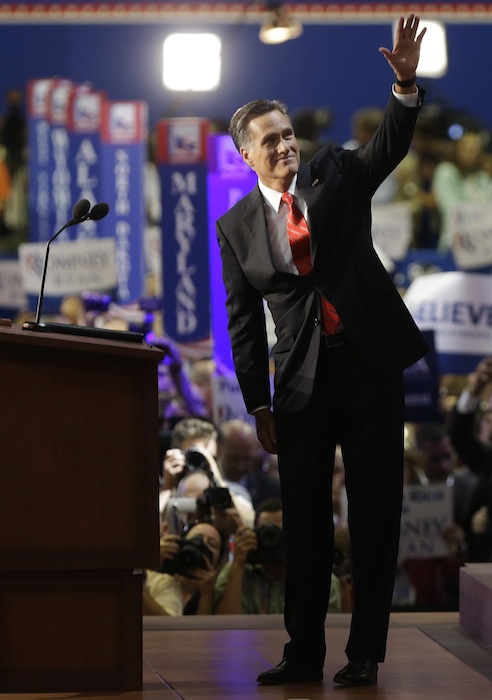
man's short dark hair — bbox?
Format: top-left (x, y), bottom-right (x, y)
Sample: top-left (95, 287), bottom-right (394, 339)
top-left (170, 417), bottom-right (217, 450)
top-left (229, 99), bottom-right (290, 152)
top-left (254, 497), bottom-right (283, 527)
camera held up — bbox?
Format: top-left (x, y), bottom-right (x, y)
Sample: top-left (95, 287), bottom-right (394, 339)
top-left (161, 535), bottom-right (213, 579)
top-left (183, 446), bottom-right (209, 474)
top-left (247, 523), bottom-right (284, 565)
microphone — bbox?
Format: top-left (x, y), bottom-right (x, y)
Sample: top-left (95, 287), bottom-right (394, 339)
top-left (33, 200), bottom-right (110, 324)
top-left (21, 198), bottom-right (143, 343)
top-left (87, 202), bottom-right (110, 221)
top-left (77, 201), bottom-right (110, 225)
top-left (67, 198), bottom-right (91, 227)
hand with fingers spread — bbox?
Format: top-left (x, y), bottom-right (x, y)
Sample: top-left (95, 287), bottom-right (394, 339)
top-left (379, 14), bottom-right (427, 87)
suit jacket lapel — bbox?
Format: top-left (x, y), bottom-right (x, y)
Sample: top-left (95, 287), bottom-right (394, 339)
top-left (296, 160), bottom-right (342, 266)
top-left (241, 186), bottom-right (277, 274)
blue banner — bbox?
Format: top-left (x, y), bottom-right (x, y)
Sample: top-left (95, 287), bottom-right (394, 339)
top-left (68, 89), bottom-right (104, 240)
top-left (403, 330), bottom-right (442, 423)
top-left (157, 118), bottom-right (211, 349)
top-left (47, 79), bottom-right (76, 242)
top-left (99, 100), bottom-right (147, 303)
top-left (27, 78), bottom-right (54, 243)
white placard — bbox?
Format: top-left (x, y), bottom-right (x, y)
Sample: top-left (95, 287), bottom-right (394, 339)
top-left (371, 202), bottom-right (412, 261)
top-left (450, 202), bottom-right (492, 269)
top-left (399, 483), bottom-right (453, 561)
top-left (211, 370), bottom-right (255, 427)
top-left (404, 271), bottom-right (492, 356)
top-left (18, 238), bottom-right (117, 296)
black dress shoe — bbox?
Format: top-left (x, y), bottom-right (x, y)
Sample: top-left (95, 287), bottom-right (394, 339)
top-left (333, 660), bottom-right (378, 686)
top-left (257, 659), bottom-right (323, 685)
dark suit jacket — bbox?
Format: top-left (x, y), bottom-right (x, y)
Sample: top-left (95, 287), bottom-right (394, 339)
top-left (217, 89), bottom-right (429, 414)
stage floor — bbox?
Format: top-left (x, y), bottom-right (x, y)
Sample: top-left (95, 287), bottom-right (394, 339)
top-left (3, 612), bottom-right (492, 699)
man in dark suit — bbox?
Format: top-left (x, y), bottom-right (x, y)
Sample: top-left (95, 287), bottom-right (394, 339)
top-left (216, 15), bottom-right (428, 687)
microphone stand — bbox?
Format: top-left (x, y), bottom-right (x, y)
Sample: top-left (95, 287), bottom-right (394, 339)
top-left (22, 200), bottom-right (143, 344)
top-left (34, 222), bottom-right (73, 324)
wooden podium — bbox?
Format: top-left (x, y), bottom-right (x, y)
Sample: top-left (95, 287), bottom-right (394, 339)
top-left (0, 324), bottom-right (162, 692)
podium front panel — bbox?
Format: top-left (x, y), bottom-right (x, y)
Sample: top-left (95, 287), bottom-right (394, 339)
top-left (0, 326), bottom-right (161, 571)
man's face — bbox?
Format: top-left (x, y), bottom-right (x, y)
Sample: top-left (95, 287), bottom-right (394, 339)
top-left (423, 438), bottom-right (455, 481)
top-left (186, 522), bottom-right (222, 568)
top-left (218, 434), bottom-right (256, 482)
top-left (240, 110), bottom-right (300, 192)
top-left (256, 510), bottom-right (283, 529)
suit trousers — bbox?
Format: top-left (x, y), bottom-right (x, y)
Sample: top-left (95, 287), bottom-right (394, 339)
top-left (274, 334), bottom-right (404, 667)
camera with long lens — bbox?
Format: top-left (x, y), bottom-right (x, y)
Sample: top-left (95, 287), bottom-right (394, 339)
top-left (247, 523), bottom-right (284, 565)
top-left (183, 446), bottom-right (209, 474)
top-left (195, 487), bottom-right (233, 523)
top-left (161, 534), bottom-right (213, 578)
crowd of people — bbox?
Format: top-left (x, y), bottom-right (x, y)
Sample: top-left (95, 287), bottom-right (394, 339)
top-left (2, 52), bottom-right (492, 625)
top-left (144, 413), bottom-right (354, 617)
top-left (140, 343), bottom-right (492, 617)
top-left (2, 126), bottom-right (490, 621)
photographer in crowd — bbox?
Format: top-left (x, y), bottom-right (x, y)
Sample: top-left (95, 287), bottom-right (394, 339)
top-left (214, 498), bottom-right (342, 615)
top-left (160, 417), bottom-right (255, 534)
top-left (448, 356), bottom-right (492, 561)
top-left (143, 521), bottom-right (227, 616)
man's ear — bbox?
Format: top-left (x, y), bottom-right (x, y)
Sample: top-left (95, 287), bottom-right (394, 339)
top-left (240, 147), bottom-right (254, 169)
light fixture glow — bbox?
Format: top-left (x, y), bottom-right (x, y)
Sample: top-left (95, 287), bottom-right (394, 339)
top-left (259, 7), bottom-right (303, 45)
top-left (163, 34), bottom-right (221, 91)
top-left (393, 20), bottom-right (448, 78)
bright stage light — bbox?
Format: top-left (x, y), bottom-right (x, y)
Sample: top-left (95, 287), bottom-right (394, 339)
top-left (163, 34), bottom-right (222, 91)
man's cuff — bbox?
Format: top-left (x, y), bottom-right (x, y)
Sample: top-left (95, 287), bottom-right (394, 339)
top-left (251, 405), bottom-right (270, 415)
top-left (392, 85), bottom-right (419, 107)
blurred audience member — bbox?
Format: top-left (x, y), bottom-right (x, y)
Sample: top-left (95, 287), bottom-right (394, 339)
top-left (153, 337), bottom-right (209, 428)
top-left (245, 450), bottom-right (282, 510)
top-left (333, 446), bottom-right (348, 531)
top-left (215, 498), bottom-right (343, 615)
top-left (333, 526), bottom-right (354, 612)
top-left (449, 357), bottom-right (492, 561)
top-left (401, 423), bottom-right (471, 609)
top-left (161, 417), bottom-right (254, 532)
top-left (404, 106), bottom-right (449, 248)
top-left (143, 521), bottom-right (226, 615)
top-left (187, 357), bottom-right (216, 419)
top-left (0, 144), bottom-right (10, 238)
top-left (432, 132), bottom-right (492, 250)
top-left (0, 88), bottom-right (26, 175)
top-left (216, 419), bottom-right (258, 503)
top-left (57, 295), bottom-right (88, 326)
top-left (0, 88), bottom-right (27, 243)
top-left (292, 107), bottom-right (331, 162)
top-left (160, 417), bottom-right (218, 509)
top-left (414, 423), bottom-right (477, 530)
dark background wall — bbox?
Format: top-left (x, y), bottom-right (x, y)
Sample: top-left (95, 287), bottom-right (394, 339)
top-left (0, 20), bottom-right (489, 145)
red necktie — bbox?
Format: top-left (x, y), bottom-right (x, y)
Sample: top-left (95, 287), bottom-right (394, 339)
top-left (282, 192), bottom-right (340, 335)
